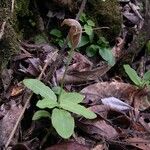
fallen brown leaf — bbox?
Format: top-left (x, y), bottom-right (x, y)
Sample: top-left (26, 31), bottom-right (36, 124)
top-left (46, 141), bottom-right (89, 150)
top-left (0, 101), bottom-right (22, 146)
top-left (68, 52), bottom-right (93, 72)
top-left (11, 84), bottom-right (24, 97)
top-left (78, 119), bottom-right (119, 140)
top-left (80, 81), bottom-right (138, 105)
top-left (125, 137), bottom-right (150, 150)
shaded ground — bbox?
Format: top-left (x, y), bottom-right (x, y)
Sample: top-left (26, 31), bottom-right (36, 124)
top-left (0, 0), bottom-right (150, 150)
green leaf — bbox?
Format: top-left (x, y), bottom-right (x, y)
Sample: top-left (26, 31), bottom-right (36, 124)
top-left (50, 29), bottom-right (62, 38)
top-left (84, 24), bottom-right (93, 36)
top-left (52, 86), bottom-right (66, 95)
top-left (23, 79), bottom-right (57, 101)
top-left (97, 37), bottom-right (109, 47)
top-left (60, 101), bottom-right (97, 119)
top-left (52, 108), bottom-right (74, 139)
top-left (141, 80), bottom-right (150, 87)
top-left (77, 36), bottom-right (89, 48)
top-left (36, 98), bottom-right (58, 109)
top-left (87, 20), bottom-right (95, 27)
top-left (99, 48), bottom-right (115, 66)
top-left (86, 45), bottom-right (99, 57)
top-left (79, 13), bottom-right (86, 22)
top-left (60, 92), bottom-right (84, 104)
top-left (143, 70), bottom-right (150, 81)
top-left (123, 65), bottom-right (142, 86)
top-left (58, 39), bottom-right (64, 47)
top-left (32, 110), bottom-right (51, 120)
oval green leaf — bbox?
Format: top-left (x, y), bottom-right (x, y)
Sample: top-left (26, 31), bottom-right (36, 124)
top-left (52, 108), bottom-right (74, 139)
top-left (60, 92), bottom-right (85, 104)
top-left (99, 48), bottom-right (115, 66)
top-left (50, 29), bottom-right (62, 38)
top-left (84, 24), bottom-right (93, 36)
top-left (32, 110), bottom-right (51, 120)
top-left (23, 79), bottom-right (57, 101)
top-left (123, 65), bottom-right (142, 86)
top-left (77, 36), bottom-right (89, 48)
top-left (143, 70), bottom-right (150, 81)
top-left (87, 20), bottom-right (95, 27)
top-left (60, 101), bottom-right (97, 119)
top-left (36, 98), bottom-right (58, 109)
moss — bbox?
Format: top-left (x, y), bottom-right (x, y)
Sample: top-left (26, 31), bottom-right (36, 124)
top-left (15, 0), bottom-right (39, 39)
top-left (0, 0), bottom-right (19, 70)
top-left (15, 0), bottom-right (30, 17)
top-left (87, 0), bottom-right (122, 44)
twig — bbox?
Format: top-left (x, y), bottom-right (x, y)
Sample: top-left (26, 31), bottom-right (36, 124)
top-left (58, 47), bottom-right (75, 102)
top-left (11, 0), bottom-right (15, 13)
top-left (5, 54), bottom-right (55, 149)
top-left (75, 27), bottom-right (110, 35)
top-left (38, 51), bottom-right (58, 80)
top-left (0, 21), bottom-right (6, 40)
top-left (5, 93), bottom-right (33, 149)
top-left (75, 0), bottom-right (87, 20)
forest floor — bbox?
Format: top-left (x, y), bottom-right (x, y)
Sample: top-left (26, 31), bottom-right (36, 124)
top-left (0, 0), bottom-right (150, 150)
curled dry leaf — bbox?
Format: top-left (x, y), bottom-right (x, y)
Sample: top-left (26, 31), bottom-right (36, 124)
top-left (101, 97), bottom-right (133, 112)
top-left (78, 119), bottom-right (119, 140)
top-left (61, 19), bottom-right (82, 48)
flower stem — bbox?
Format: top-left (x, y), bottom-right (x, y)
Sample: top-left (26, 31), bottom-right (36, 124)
top-left (58, 47), bottom-right (75, 103)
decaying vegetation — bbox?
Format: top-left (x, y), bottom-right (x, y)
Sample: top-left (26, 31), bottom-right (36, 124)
top-left (0, 0), bottom-right (150, 149)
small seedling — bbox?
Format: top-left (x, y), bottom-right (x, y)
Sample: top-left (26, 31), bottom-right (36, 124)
top-left (124, 64), bottom-right (150, 88)
top-left (23, 19), bottom-right (97, 139)
top-left (79, 13), bottom-right (115, 66)
top-left (23, 79), bottom-right (96, 139)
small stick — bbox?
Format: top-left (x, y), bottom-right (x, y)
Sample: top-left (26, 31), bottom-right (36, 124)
top-left (58, 47), bottom-right (75, 102)
top-left (38, 51), bottom-right (58, 80)
top-left (0, 21), bottom-right (6, 40)
top-left (11, 0), bottom-right (15, 13)
top-left (76, 0), bottom-right (87, 20)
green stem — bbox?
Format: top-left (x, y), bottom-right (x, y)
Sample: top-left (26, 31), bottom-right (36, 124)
top-left (58, 47), bottom-right (75, 103)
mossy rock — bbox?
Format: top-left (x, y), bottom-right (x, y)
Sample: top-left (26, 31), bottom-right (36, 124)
top-left (0, 0), bottom-right (31, 70)
top-left (87, 0), bottom-right (122, 44)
